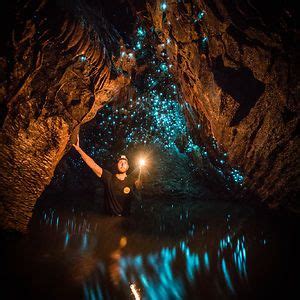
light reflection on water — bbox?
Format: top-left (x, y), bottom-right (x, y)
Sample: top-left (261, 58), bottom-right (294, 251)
top-left (24, 199), bottom-right (281, 300)
top-left (1, 199), bottom-right (295, 299)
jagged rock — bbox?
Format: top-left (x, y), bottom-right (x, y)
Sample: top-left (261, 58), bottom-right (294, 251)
top-left (0, 0), bottom-right (298, 233)
top-left (147, 0), bottom-right (299, 209)
top-left (0, 0), bottom-right (131, 232)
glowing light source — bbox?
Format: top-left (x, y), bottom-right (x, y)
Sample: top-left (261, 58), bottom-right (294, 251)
top-left (130, 283), bottom-right (141, 300)
top-left (194, 11), bottom-right (205, 22)
top-left (160, 2), bottom-right (167, 11)
top-left (138, 158), bottom-right (146, 167)
top-left (160, 63), bottom-right (168, 72)
top-left (135, 41), bottom-right (142, 50)
top-left (137, 27), bottom-right (146, 38)
top-left (202, 36), bottom-right (208, 48)
top-left (222, 258), bottom-right (235, 293)
top-left (79, 55), bottom-right (87, 62)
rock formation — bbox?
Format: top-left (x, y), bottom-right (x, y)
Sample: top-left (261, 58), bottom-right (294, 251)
top-left (0, 0), bottom-right (131, 232)
top-left (0, 0), bottom-right (298, 233)
top-left (146, 0), bottom-right (299, 209)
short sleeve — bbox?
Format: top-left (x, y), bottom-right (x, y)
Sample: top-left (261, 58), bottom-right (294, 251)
top-left (100, 168), bottom-right (112, 184)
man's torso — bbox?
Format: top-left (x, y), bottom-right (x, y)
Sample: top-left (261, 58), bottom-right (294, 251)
top-left (100, 169), bottom-right (136, 216)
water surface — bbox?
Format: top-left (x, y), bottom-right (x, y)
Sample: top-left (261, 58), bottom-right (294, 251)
top-left (0, 197), bottom-right (297, 299)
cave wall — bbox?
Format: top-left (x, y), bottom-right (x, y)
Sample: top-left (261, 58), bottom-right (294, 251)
top-left (0, 0), bottom-right (130, 232)
top-left (0, 0), bottom-right (298, 232)
top-left (147, 0), bottom-right (299, 208)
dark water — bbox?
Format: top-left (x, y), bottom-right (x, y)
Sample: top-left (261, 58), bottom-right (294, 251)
top-left (0, 197), bottom-right (297, 300)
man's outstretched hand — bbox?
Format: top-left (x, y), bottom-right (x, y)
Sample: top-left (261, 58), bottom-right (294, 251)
top-left (72, 133), bottom-right (80, 151)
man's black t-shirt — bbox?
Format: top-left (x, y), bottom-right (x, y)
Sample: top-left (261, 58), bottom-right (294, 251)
top-left (100, 169), bottom-right (137, 216)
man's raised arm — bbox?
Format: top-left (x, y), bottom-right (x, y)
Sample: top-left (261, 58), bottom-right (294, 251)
top-left (72, 134), bottom-right (103, 177)
top-left (134, 167), bottom-right (143, 190)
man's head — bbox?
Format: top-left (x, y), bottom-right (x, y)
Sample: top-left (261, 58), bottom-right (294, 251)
top-left (116, 155), bottom-right (129, 174)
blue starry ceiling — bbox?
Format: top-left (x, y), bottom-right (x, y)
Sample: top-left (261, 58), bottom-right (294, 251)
top-left (54, 5), bottom-right (244, 189)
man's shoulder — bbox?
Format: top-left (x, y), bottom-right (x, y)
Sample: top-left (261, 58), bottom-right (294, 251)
top-left (101, 168), bottom-right (113, 180)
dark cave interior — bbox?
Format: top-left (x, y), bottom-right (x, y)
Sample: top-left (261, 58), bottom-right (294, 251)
top-left (0, 0), bottom-right (299, 299)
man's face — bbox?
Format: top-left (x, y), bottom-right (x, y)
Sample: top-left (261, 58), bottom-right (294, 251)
top-left (117, 159), bottom-right (129, 173)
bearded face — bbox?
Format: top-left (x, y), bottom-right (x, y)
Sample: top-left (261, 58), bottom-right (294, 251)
top-left (117, 159), bottom-right (129, 173)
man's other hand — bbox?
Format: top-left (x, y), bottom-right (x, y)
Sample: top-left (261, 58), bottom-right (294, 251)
top-left (135, 179), bottom-right (143, 190)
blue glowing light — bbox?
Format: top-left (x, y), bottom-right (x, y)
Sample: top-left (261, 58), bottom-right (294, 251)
top-left (79, 55), bottom-right (87, 62)
top-left (135, 41), bottom-right (142, 50)
top-left (53, 12), bottom-right (246, 192)
top-left (116, 242), bottom-right (203, 299)
top-left (38, 209), bottom-right (255, 298)
top-left (137, 27), bottom-right (146, 38)
top-left (64, 232), bottom-right (70, 248)
top-left (160, 2), bottom-right (167, 11)
top-left (197, 11), bottom-right (205, 20)
top-left (233, 237), bottom-right (248, 279)
top-left (203, 252), bottom-right (210, 271)
top-left (202, 36), bottom-right (208, 46)
top-left (221, 258), bottom-right (235, 293)
top-left (83, 282), bottom-right (104, 300)
top-left (230, 169), bottom-right (244, 185)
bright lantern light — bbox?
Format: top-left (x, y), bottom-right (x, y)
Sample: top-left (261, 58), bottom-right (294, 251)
top-left (139, 159), bottom-right (146, 167)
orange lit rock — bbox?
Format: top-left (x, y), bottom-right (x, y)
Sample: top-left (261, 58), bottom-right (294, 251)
top-left (0, 0), bottom-right (131, 232)
top-left (147, 0), bottom-right (298, 209)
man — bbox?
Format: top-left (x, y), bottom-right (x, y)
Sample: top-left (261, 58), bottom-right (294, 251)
top-left (72, 134), bottom-right (142, 216)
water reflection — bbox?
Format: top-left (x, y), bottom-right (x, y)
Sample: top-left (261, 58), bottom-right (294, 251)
top-left (28, 200), bottom-right (277, 300)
